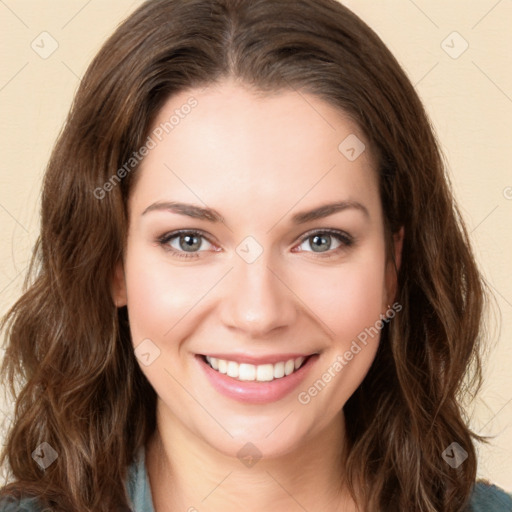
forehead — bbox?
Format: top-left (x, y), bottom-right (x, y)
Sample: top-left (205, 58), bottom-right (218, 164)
top-left (130, 80), bottom-right (381, 223)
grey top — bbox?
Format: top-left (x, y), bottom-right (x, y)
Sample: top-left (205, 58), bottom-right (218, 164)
top-left (0, 447), bottom-right (511, 511)
top-left (125, 446), bottom-right (156, 512)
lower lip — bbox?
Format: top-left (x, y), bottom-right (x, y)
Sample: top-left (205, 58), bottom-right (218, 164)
top-left (196, 354), bottom-right (318, 404)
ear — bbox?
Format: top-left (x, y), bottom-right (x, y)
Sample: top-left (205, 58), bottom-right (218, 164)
top-left (112, 259), bottom-right (127, 307)
top-left (384, 226), bottom-right (404, 306)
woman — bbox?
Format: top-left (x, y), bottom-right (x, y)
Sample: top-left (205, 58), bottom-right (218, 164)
top-left (0, 0), bottom-right (510, 510)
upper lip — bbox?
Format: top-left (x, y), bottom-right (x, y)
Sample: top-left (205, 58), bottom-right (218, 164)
top-left (199, 353), bottom-right (316, 365)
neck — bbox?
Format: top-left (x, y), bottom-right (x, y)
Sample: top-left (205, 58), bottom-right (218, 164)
top-left (146, 401), bottom-right (358, 512)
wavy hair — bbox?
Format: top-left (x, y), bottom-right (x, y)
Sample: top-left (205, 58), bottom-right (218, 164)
top-left (0, 0), bottom-right (489, 510)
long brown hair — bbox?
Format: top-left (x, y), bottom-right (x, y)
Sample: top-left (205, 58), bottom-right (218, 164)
top-left (0, 0), bottom-right (489, 510)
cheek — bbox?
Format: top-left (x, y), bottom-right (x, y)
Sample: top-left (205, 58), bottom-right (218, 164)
top-left (123, 244), bottom-right (212, 344)
top-left (295, 250), bottom-right (387, 342)
top-left (123, 245), bottom-right (216, 421)
top-left (292, 245), bottom-right (387, 410)
top-left (296, 258), bottom-right (386, 417)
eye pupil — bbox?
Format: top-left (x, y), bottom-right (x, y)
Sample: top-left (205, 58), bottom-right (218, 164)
top-left (311, 234), bottom-right (330, 252)
top-left (180, 234), bottom-right (201, 252)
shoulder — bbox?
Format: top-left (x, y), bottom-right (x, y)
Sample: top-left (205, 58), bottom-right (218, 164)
top-left (0, 495), bottom-right (50, 511)
top-left (0, 447), bottom-right (149, 512)
top-left (468, 480), bottom-right (512, 511)
top-left (125, 445), bottom-right (155, 512)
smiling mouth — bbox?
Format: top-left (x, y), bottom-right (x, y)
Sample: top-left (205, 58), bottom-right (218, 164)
top-left (200, 354), bottom-right (311, 382)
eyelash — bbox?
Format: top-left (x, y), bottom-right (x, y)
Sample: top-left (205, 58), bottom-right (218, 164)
top-left (156, 228), bottom-right (354, 260)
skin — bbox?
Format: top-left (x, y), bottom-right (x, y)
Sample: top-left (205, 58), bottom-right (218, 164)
top-left (113, 77), bottom-right (403, 512)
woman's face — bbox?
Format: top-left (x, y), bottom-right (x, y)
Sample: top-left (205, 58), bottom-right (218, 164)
top-left (113, 79), bottom-right (402, 458)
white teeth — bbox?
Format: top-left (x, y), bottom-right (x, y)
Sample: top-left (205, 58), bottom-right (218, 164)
top-left (204, 355), bottom-right (307, 382)
top-left (284, 359), bottom-right (295, 376)
top-left (294, 356), bottom-right (305, 369)
top-left (218, 359), bottom-right (227, 374)
top-left (238, 363), bottom-right (256, 381)
top-left (273, 361), bottom-right (285, 379)
top-left (256, 364), bottom-right (274, 382)
top-left (227, 361), bottom-right (239, 378)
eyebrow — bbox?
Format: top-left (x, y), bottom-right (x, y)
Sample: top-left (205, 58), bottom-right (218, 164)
top-left (141, 200), bottom-right (369, 224)
top-left (142, 201), bottom-right (224, 222)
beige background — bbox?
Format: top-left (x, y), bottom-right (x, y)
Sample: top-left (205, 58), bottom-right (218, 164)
top-left (0, 0), bottom-right (511, 491)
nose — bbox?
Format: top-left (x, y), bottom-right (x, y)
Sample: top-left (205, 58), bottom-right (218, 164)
top-left (219, 250), bottom-right (298, 339)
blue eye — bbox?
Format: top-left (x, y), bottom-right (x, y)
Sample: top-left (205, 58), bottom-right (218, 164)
top-left (158, 230), bottom-right (215, 259)
top-left (157, 228), bottom-right (354, 260)
top-left (295, 229), bottom-right (354, 257)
